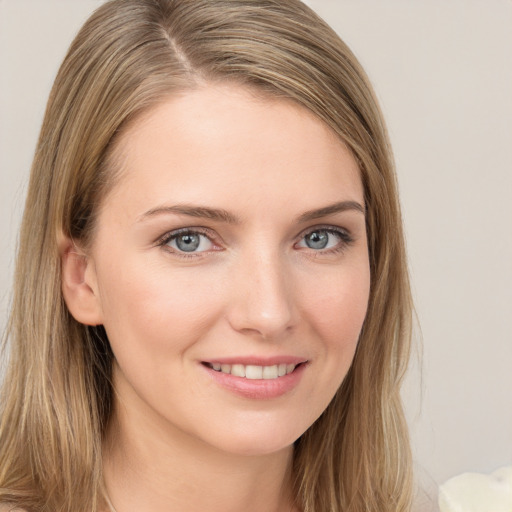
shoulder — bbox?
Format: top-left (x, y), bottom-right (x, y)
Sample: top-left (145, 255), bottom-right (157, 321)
top-left (0, 504), bottom-right (26, 512)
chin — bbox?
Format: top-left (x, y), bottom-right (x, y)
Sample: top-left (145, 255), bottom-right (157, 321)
top-left (212, 433), bottom-right (297, 458)
top-left (193, 412), bottom-right (316, 458)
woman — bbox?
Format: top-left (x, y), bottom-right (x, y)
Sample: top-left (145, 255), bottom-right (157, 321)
top-left (0, 1), bottom-right (413, 511)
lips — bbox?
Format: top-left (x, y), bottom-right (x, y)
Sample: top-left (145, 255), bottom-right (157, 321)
top-left (200, 357), bottom-right (308, 399)
top-left (204, 362), bottom-right (298, 380)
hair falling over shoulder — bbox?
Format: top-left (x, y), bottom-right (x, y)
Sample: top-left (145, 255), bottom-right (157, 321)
top-left (0, 1), bottom-right (414, 510)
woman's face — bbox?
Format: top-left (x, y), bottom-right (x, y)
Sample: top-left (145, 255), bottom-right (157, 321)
top-left (83, 84), bottom-right (370, 456)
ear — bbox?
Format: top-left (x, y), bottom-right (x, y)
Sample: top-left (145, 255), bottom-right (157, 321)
top-left (59, 235), bottom-right (104, 326)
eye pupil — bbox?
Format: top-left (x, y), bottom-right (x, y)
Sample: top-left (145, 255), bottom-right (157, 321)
top-left (305, 231), bottom-right (329, 249)
top-left (176, 233), bottom-right (200, 252)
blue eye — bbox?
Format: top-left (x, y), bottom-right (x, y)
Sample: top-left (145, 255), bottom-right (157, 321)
top-left (164, 230), bottom-right (214, 253)
top-left (304, 230), bottom-right (330, 249)
top-left (297, 228), bottom-right (351, 252)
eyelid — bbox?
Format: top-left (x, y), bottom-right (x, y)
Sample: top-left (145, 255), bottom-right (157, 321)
top-left (157, 227), bottom-right (222, 257)
top-left (295, 224), bottom-right (354, 253)
top-left (155, 223), bottom-right (355, 258)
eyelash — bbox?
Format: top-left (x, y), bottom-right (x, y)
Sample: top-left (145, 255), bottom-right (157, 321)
top-left (298, 226), bottom-right (354, 256)
top-left (157, 227), bottom-right (219, 259)
top-left (157, 225), bottom-right (354, 259)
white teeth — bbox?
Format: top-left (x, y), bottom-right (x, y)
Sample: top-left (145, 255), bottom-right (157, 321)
top-left (209, 362), bottom-right (298, 379)
top-left (245, 365), bottom-right (263, 379)
top-left (231, 364), bottom-right (246, 377)
top-left (262, 365), bottom-right (278, 379)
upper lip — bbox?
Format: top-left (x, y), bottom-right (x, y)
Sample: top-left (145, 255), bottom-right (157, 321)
top-left (201, 356), bottom-right (308, 366)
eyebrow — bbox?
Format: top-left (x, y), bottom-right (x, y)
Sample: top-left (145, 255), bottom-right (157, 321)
top-left (296, 200), bottom-right (365, 222)
top-left (139, 204), bottom-right (241, 224)
top-left (138, 200), bottom-right (365, 224)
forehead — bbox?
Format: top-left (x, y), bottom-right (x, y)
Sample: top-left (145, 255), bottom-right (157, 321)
top-left (104, 84), bottom-right (363, 221)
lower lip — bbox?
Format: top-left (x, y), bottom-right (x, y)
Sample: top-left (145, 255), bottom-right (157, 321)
top-left (202, 363), bottom-right (307, 399)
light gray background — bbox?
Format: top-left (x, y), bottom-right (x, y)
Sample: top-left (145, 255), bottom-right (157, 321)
top-left (1, 0), bottom-right (511, 495)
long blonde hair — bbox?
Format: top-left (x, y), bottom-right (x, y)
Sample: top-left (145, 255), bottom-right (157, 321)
top-left (0, 1), bottom-right (413, 511)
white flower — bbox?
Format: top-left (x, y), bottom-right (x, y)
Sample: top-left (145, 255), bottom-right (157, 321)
top-left (439, 466), bottom-right (512, 512)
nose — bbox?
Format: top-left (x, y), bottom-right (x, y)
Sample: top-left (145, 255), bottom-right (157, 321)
top-left (226, 250), bottom-right (298, 340)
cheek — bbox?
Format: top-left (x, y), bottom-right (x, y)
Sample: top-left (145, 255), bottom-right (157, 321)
top-left (95, 258), bottom-right (225, 358)
top-left (307, 263), bottom-right (369, 326)
top-left (302, 264), bottom-right (370, 362)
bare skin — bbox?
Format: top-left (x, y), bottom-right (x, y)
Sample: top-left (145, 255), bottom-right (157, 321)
top-left (62, 84), bottom-right (370, 512)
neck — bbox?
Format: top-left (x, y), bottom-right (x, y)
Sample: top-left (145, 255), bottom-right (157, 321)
top-left (102, 382), bottom-right (297, 512)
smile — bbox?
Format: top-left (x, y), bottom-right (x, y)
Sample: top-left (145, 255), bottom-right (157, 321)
top-left (201, 359), bottom-right (308, 399)
top-left (205, 362), bottom-right (298, 380)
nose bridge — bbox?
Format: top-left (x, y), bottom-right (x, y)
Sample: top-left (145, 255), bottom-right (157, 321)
top-left (227, 244), bottom-right (297, 339)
